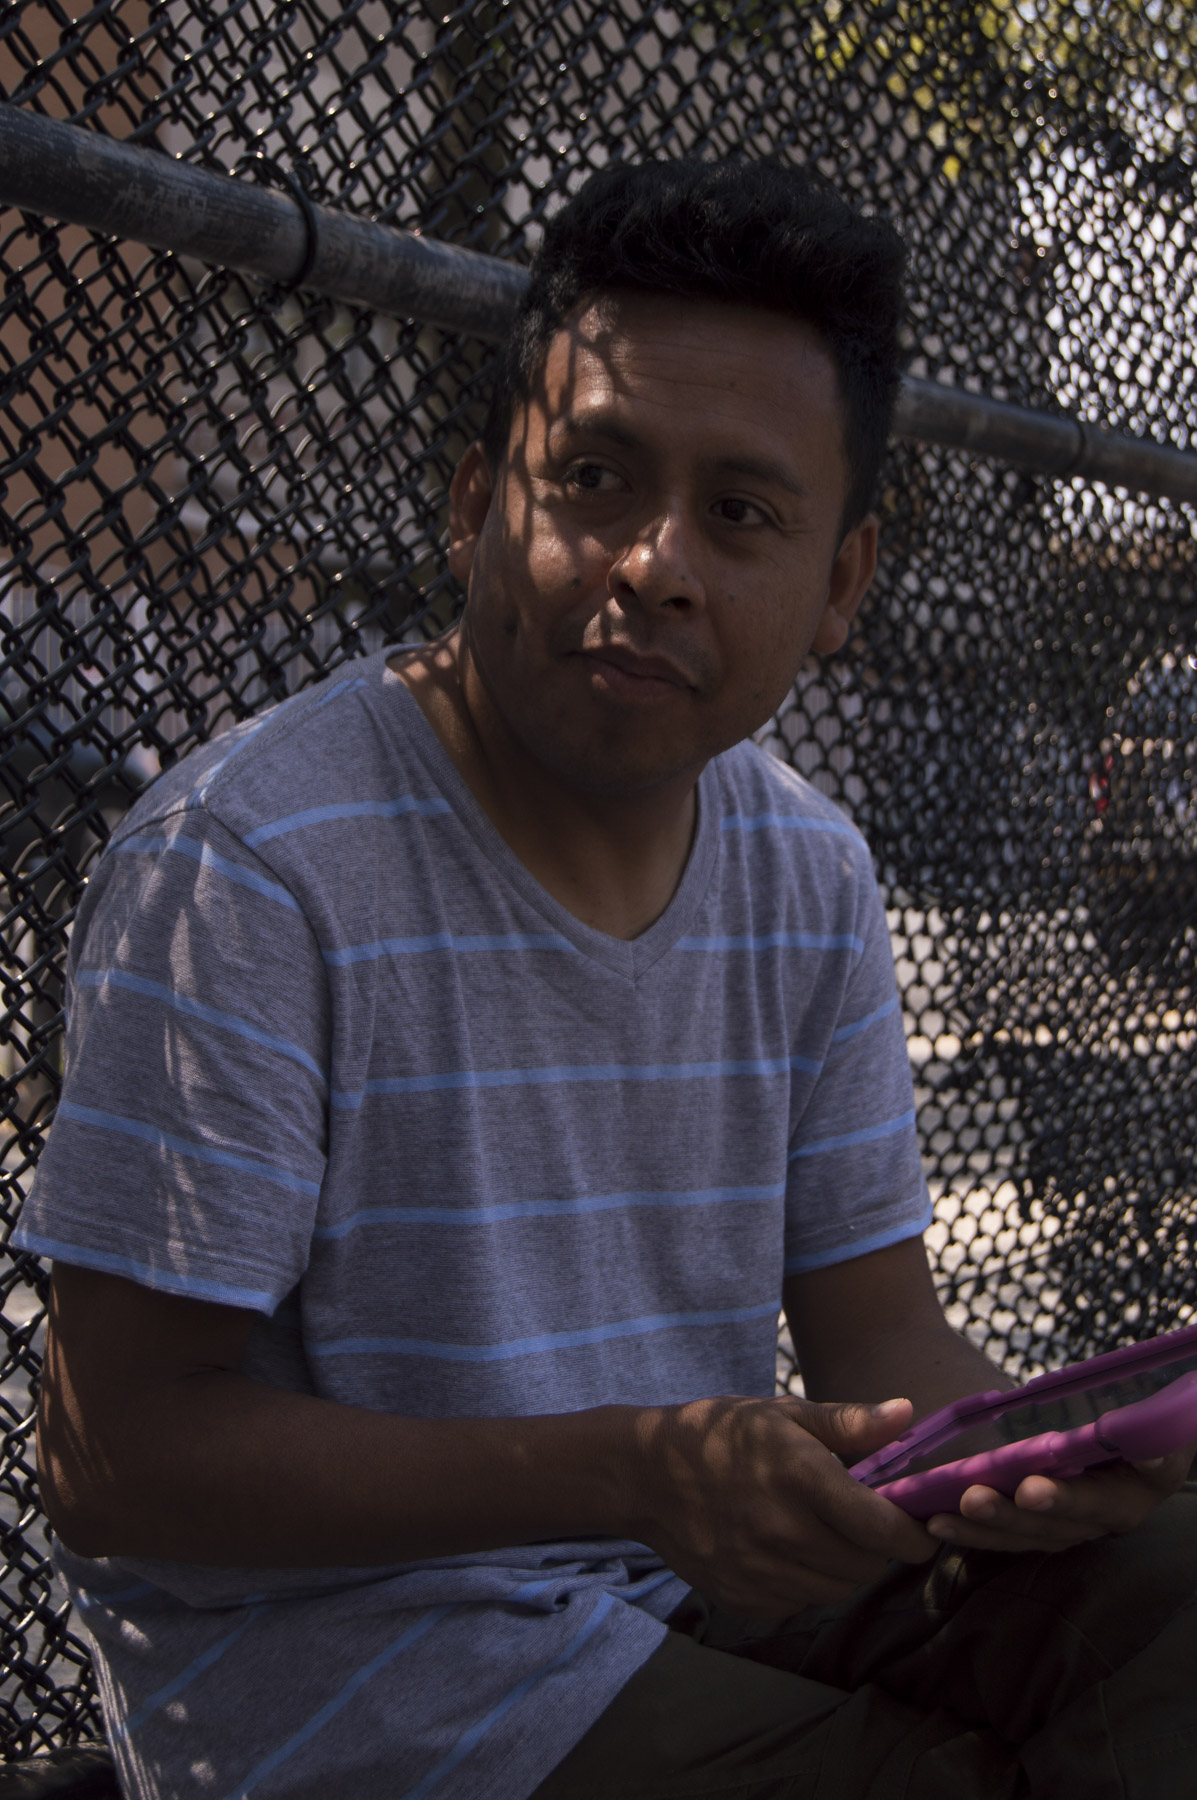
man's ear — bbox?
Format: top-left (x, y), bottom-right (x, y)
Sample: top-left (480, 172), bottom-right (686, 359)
top-left (810, 513), bottom-right (878, 656)
top-left (447, 441), bottom-right (495, 585)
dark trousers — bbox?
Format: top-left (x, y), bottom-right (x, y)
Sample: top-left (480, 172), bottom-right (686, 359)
top-left (533, 1491), bottom-right (1197, 1799)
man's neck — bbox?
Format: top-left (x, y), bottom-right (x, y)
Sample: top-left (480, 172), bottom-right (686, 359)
top-left (391, 632), bottom-right (700, 942)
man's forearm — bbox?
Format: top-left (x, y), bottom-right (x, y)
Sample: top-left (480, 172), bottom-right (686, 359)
top-left (43, 1367), bottom-right (645, 1566)
top-left (42, 1264), bottom-right (659, 1567)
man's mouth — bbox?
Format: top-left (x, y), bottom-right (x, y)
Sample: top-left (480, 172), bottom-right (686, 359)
top-left (580, 644), bottom-right (695, 700)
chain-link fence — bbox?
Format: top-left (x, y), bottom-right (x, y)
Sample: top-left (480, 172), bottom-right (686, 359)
top-left (2, 0), bottom-right (1195, 1758)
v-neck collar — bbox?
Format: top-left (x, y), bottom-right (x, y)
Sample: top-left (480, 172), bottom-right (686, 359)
top-left (379, 656), bottom-right (720, 983)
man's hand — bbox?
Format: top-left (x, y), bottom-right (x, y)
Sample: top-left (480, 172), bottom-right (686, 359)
top-left (629, 1392), bottom-right (936, 1618)
top-left (927, 1443), bottom-right (1197, 1555)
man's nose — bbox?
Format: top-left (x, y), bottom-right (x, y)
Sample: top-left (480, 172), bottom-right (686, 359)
top-left (608, 505), bottom-right (706, 613)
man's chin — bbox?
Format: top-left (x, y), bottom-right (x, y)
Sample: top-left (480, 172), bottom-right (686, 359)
top-left (528, 735), bottom-right (711, 801)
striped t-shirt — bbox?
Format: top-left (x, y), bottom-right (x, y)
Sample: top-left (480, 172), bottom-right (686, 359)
top-left (18, 648), bottom-right (931, 1800)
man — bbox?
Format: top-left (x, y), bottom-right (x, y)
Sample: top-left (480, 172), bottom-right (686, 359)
top-left (20, 160), bottom-right (1196, 1799)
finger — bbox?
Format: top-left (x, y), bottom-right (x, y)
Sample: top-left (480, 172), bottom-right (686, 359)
top-left (1014, 1444), bottom-right (1195, 1519)
top-left (929, 1489), bottom-right (1104, 1551)
top-left (1128, 1440), bottom-right (1197, 1488)
top-left (767, 1404), bottom-right (936, 1565)
top-left (926, 1510), bottom-right (1100, 1554)
top-left (927, 1469), bottom-right (1152, 1552)
top-left (803, 1456), bottom-right (938, 1565)
top-left (978, 1479), bottom-right (1125, 1538)
top-left (1011, 1465), bottom-right (1164, 1532)
top-left (924, 1436), bottom-right (1197, 1555)
top-left (784, 1395), bottom-right (914, 1461)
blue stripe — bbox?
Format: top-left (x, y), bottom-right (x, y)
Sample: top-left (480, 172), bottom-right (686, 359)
top-left (56, 1101), bottom-right (322, 1196)
top-left (331, 1054), bottom-right (820, 1109)
top-left (399, 1593), bottom-right (618, 1800)
top-left (324, 930), bottom-right (575, 967)
top-left (11, 1230), bottom-right (278, 1311)
top-left (114, 834), bottom-right (301, 912)
top-left (788, 1108), bottom-right (916, 1162)
top-left (222, 1606), bottom-right (453, 1800)
top-left (312, 675), bottom-right (367, 710)
top-left (676, 931), bottom-right (864, 953)
top-left (314, 1182), bottom-right (785, 1240)
top-left (119, 1606), bottom-right (266, 1739)
top-left (309, 1299), bottom-right (779, 1362)
top-left (830, 995), bottom-right (899, 1043)
top-left (784, 1206), bottom-right (933, 1274)
top-left (74, 970), bottom-right (326, 1083)
top-left (721, 812), bottom-right (857, 837)
top-left (244, 794), bottom-right (451, 848)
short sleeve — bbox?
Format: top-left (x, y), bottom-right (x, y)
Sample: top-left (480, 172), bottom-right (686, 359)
top-left (783, 864), bottom-right (930, 1274)
top-left (14, 807), bottom-right (330, 1312)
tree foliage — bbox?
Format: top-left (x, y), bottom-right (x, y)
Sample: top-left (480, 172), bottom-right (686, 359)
top-left (703, 0), bottom-right (1195, 186)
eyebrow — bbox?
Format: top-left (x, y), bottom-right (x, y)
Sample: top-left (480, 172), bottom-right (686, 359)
top-left (552, 415), bottom-right (640, 451)
top-left (703, 455), bottom-right (810, 500)
top-left (551, 419), bottom-right (810, 500)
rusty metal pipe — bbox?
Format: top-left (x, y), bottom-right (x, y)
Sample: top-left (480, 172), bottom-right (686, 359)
top-left (2, 103), bottom-right (1195, 504)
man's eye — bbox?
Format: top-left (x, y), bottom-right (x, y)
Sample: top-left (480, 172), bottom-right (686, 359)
top-left (714, 496), bottom-right (767, 525)
top-left (564, 462), bottom-right (622, 493)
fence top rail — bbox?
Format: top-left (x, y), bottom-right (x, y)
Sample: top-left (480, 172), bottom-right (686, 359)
top-left (1, 102), bottom-right (1194, 507)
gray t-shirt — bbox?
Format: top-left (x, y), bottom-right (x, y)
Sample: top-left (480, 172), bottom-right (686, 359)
top-left (18, 649), bottom-right (930, 1800)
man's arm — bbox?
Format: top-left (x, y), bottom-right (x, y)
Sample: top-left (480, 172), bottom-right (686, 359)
top-left (41, 1260), bottom-right (935, 1615)
top-left (39, 1262), bottom-right (635, 1566)
top-left (786, 1235), bottom-right (1196, 1556)
top-left (49, 1240), bottom-right (1185, 1617)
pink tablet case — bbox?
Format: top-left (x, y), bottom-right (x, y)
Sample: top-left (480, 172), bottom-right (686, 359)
top-left (849, 1322), bottom-right (1197, 1519)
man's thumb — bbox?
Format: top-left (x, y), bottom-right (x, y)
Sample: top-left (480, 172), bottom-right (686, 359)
top-left (791, 1396), bottom-right (913, 1456)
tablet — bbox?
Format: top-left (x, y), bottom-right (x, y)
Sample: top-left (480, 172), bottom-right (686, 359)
top-left (849, 1321), bottom-right (1197, 1519)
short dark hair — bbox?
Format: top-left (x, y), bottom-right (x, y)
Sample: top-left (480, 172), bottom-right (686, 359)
top-left (482, 158), bottom-right (907, 530)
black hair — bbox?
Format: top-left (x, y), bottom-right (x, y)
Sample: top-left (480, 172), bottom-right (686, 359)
top-left (482, 157), bottom-right (906, 531)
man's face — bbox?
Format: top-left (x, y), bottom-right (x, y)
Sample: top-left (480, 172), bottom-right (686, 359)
top-left (448, 291), bottom-right (876, 797)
